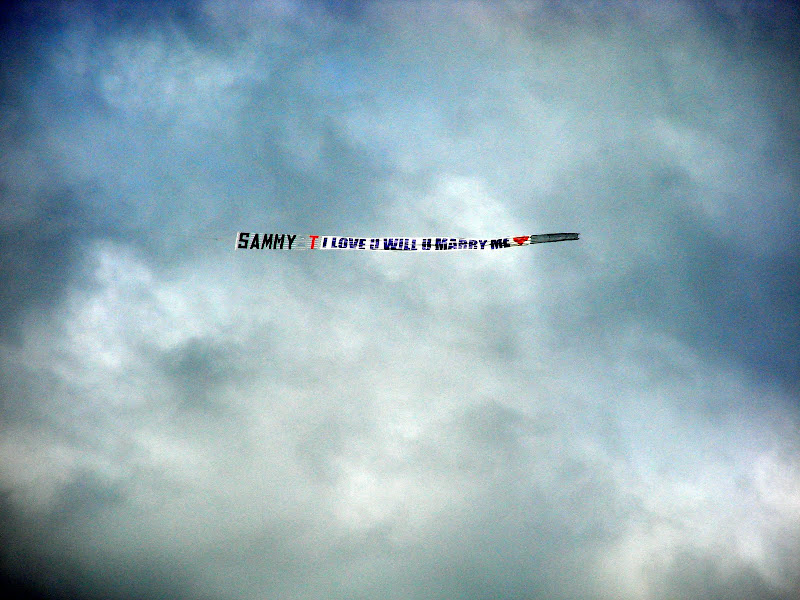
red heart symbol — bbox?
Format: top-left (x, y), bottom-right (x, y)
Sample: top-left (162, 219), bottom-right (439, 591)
top-left (513, 236), bottom-right (530, 245)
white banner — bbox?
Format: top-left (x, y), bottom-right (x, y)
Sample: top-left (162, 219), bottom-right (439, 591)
top-left (235, 233), bottom-right (579, 251)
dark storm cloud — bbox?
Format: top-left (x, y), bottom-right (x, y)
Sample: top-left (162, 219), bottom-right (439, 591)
top-left (1, 2), bottom-right (799, 600)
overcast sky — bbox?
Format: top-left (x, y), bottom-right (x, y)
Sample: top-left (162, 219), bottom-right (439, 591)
top-left (1, 1), bottom-right (799, 599)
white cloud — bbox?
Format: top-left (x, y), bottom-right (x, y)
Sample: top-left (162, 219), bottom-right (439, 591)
top-left (1, 2), bottom-right (798, 599)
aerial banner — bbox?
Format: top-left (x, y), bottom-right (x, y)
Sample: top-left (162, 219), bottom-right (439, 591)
top-left (235, 233), bottom-right (579, 251)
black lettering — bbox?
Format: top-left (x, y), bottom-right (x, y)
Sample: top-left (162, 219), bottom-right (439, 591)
top-left (250, 234), bottom-right (261, 249)
top-left (261, 234), bottom-right (273, 249)
top-left (237, 232), bottom-right (250, 249)
top-left (287, 234), bottom-right (297, 249)
top-left (275, 234), bottom-right (285, 249)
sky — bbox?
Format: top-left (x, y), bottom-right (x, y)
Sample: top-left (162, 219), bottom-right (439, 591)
top-left (1, 1), bottom-right (799, 599)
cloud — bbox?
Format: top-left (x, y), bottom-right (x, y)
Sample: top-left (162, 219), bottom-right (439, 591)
top-left (1, 2), bottom-right (799, 599)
